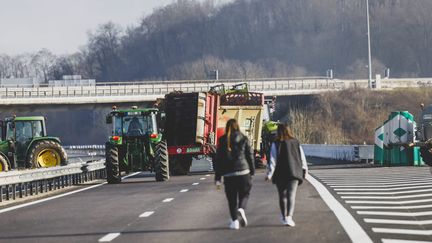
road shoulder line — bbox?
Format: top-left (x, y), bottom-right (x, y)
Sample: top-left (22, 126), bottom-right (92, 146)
top-left (307, 175), bottom-right (373, 243)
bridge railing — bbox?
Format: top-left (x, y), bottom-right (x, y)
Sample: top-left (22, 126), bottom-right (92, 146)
top-left (0, 77), bottom-right (343, 99)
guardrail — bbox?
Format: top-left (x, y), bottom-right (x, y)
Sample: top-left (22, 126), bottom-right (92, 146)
top-left (302, 144), bottom-right (374, 162)
top-left (0, 160), bottom-right (105, 202)
top-left (0, 77), bottom-right (339, 99)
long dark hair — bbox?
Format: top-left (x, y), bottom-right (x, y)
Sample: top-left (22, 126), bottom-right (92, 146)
top-left (225, 119), bottom-right (240, 151)
top-left (276, 123), bottom-right (295, 141)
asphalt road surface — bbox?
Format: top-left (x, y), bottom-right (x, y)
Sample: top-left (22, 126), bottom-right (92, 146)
top-left (2, 160), bottom-right (431, 243)
top-left (0, 170), bottom-right (349, 243)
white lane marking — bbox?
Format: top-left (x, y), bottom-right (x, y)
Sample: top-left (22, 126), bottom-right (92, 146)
top-left (200, 177), bottom-right (206, 180)
top-left (331, 183), bottom-right (432, 189)
top-left (0, 172), bottom-right (141, 215)
top-left (162, 198), bottom-right (174, 202)
top-left (342, 193), bottom-right (432, 200)
top-left (365, 218), bottom-right (432, 225)
top-left (180, 189), bottom-right (189, 193)
top-left (139, 211), bottom-right (154, 218)
top-left (0, 183), bottom-right (105, 214)
top-left (358, 211), bottom-right (432, 217)
top-left (122, 172), bottom-right (142, 179)
top-left (338, 188), bottom-right (432, 195)
top-left (99, 233), bottom-right (121, 242)
top-left (307, 175), bottom-right (373, 243)
top-left (327, 179), bottom-right (432, 184)
top-left (346, 198), bottom-right (432, 205)
top-left (372, 228), bottom-right (432, 236)
top-left (382, 239), bottom-right (432, 243)
top-left (206, 174), bottom-right (210, 177)
top-left (192, 183), bottom-right (199, 186)
top-left (352, 204), bottom-right (432, 210)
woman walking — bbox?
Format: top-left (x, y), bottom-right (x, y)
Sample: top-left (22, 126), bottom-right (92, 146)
top-left (214, 119), bottom-right (255, 230)
top-left (266, 123), bottom-right (308, 226)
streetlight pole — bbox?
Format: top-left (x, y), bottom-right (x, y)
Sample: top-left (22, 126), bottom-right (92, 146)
top-left (366, 0), bottom-right (373, 88)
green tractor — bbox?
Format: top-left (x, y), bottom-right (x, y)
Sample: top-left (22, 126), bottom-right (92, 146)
top-left (0, 116), bottom-right (67, 172)
top-left (105, 106), bottom-right (169, 183)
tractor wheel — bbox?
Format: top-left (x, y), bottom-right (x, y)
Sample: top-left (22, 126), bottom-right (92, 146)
top-left (106, 145), bottom-right (121, 184)
top-left (170, 155), bottom-right (192, 176)
top-left (154, 140), bottom-right (169, 182)
top-left (420, 147), bottom-right (432, 166)
top-left (28, 140), bottom-right (68, 168)
top-left (0, 155), bottom-right (9, 172)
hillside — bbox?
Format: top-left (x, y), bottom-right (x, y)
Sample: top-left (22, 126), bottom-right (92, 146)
top-left (277, 88), bottom-right (432, 144)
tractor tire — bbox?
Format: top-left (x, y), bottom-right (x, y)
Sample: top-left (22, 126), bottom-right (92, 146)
top-left (170, 155), bottom-right (192, 176)
top-left (106, 145), bottom-right (121, 184)
top-left (154, 140), bottom-right (169, 182)
top-left (27, 140), bottom-right (68, 168)
top-left (420, 147), bottom-right (432, 166)
top-left (0, 155), bottom-right (9, 172)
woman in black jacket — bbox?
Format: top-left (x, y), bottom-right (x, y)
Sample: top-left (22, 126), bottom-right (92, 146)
top-left (214, 119), bottom-right (255, 230)
top-left (266, 124), bottom-right (308, 227)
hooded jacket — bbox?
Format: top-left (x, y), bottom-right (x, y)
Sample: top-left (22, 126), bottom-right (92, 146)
top-left (214, 131), bottom-right (255, 181)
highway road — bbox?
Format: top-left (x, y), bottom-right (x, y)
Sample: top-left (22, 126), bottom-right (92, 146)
top-left (0, 162), bottom-right (431, 243)
top-left (0, 169), bottom-right (349, 243)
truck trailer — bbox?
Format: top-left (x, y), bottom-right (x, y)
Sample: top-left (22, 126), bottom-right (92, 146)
top-left (163, 88), bottom-right (264, 175)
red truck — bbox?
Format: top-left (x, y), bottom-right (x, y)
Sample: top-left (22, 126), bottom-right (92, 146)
top-left (163, 89), bottom-right (264, 175)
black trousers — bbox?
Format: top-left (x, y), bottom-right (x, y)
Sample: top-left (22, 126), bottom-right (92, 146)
top-left (224, 174), bottom-right (252, 221)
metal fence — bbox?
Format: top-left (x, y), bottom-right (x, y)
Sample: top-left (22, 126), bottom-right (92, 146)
top-left (0, 161), bottom-right (105, 202)
top-left (302, 144), bottom-right (374, 161)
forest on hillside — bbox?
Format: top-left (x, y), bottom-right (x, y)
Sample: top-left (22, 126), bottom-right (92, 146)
top-left (1, 0), bottom-right (432, 82)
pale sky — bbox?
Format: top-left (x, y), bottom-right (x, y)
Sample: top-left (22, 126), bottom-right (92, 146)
top-left (0, 0), bottom-right (231, 55)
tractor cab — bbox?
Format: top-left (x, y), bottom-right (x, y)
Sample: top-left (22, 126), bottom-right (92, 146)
top-left (106, 106), bottom-right (160, 144)
top-left (0, 116), bottom-right (67, 171)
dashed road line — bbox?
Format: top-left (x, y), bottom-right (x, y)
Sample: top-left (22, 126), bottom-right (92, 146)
top-left (98, 233), bottom-right (121, 242)
top-left (162, 198), bottom-right (174, 203)
top-left (200, 177), bottom-right (206, 180)
top-left (139, 211), bottom-right (155, 218)
top-left (206, 174), bottom-right (210, 177)
top-left (192, 182), bottom-right (199, 186)
top-left (180, 189), bottom-right (189, 192)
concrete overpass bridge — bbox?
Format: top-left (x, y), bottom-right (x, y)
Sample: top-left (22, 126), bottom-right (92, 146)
top-left (0, 77), bottom-right (431, 106)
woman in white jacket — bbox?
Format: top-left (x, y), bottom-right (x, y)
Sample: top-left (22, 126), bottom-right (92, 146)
top-left (265, 124), bottom-right (308, 226)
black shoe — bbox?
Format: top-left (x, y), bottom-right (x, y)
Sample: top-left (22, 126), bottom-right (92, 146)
top-left (237, 208), bottom-right (248, 227)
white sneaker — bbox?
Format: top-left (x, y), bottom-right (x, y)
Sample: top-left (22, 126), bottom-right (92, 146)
top-left (237, 208), bottom-right (248, 227)
top-left (286, 216), bottom-right (296, 227)
top-left (229, 219), bottom-right (240, 230)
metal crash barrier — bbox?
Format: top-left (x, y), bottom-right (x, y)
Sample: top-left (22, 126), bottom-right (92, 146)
top-left (0, 160), bottom-right (105, 202)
